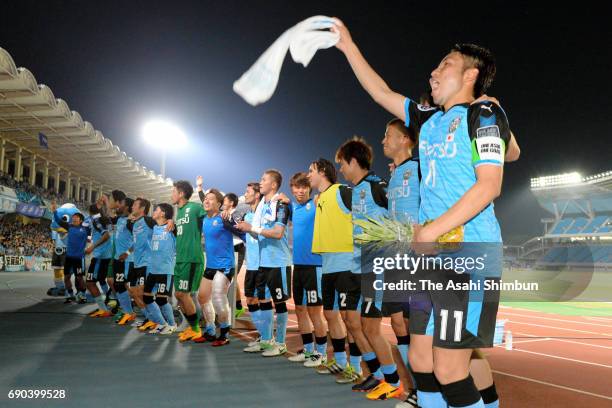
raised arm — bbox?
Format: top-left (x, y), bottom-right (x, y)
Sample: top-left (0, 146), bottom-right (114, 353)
top-left (332, 19), bottom-right (406, 120)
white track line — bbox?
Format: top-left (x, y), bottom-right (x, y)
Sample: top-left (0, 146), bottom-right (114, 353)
top-left (551, 338), bottom-right (612, 350)
top-left (494, 345), bottom-right (612, 369)
top-left (498, 311), bottom-right (612, 328)
top-left (507, 320), bottom-right (612, 336)
top-left (510, 338), bottom-right (552, 345)
top-left (492, 370), bottom-right (612, 401)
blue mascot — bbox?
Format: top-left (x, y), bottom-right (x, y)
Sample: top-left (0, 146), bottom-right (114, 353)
top-left (46, 203), bottom-right (81, 297)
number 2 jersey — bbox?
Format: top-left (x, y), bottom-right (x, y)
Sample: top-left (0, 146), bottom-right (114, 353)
top-left (404, 99), bottom-right (511, 242)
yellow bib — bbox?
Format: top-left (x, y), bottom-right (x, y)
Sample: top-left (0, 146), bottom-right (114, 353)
top-left (312, 184), bottom-right (353, 253)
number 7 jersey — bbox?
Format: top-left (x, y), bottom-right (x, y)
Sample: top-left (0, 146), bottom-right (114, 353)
top-left (404, 99), bottom-right (511, 242)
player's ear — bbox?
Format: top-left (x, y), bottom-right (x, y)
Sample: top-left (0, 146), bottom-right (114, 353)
top-left (464, 67), bottom-right (479, 86)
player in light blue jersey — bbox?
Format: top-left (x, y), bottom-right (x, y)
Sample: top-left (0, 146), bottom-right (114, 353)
top-left (85, 203), bottom-right (113, 318)
top-left (238, 170), bottom-right (291, 357)
top-left (336, 137), bottom-right (404, 396)
top-left (333, 20), bottom-right (521, 408)
top-left (143, 203), bottom-right (178, 335)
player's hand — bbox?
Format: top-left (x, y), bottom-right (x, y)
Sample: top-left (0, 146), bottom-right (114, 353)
top-left (118, 252), bottom-right (128, 262)
top-left (85, 246), bottom-right (94, 255)
top-left (220, 210), bottom-right (232, 220)
top-left (236, 221), bottom-right (252, 232)
top-left (196, 175), bottom-right (203, 189)
top-left (472, 94), bottom-right (500, 107)
top-left (411, 225), bottom-right (438, 256)
top-left (274, 193), bottom-right (291, 204)
top-left (166, 219), bottom-right (175, 232)
top-left (331, 18), bottom-right (353, 54)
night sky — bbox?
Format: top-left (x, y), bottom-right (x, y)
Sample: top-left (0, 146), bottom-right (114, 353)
top-left (2, 1), bottom-right (611, 243)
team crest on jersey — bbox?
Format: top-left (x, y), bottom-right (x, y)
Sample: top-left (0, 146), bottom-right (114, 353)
top-left (359, 190), bottom-right (366, 200)
top-left (403, 170), bottom-right (412, 185)
top-left (449, 117), bottom-right (461, 134)
top-left (306, 202), bottom-right (311, 211)
top-left (213, 220), bottom-right (219, 226)
top-left (417, 104), bottom-right (436, 112)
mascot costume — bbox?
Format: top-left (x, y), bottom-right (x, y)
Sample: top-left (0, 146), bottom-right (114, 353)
top-left (46, 204), bottom-right (81, 297)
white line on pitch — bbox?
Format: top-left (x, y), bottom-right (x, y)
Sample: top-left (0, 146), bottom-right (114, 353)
top-left (498, 311), bottom-right (612, 328)
top-left (494, 345), bottom-right (612, 369)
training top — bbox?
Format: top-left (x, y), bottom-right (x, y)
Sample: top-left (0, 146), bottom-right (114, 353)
top-left (258, 200), bottom-right (291, 268)
top-left (291, 199), bottom-right (322, 266)
top-left (175, 202), bottom-right (206, 264)
top-left (89, 215), bottom-right (112, 259)
top-left (53, 212), bottom-right (90, 259)
top-left (388, 158), bottom-right (420, 224)
top-left (148, 224), bottom-right (176, 275)
top-left (244, 211), bottom-right (260, 270)
top-left (202, 214), bottom-right (235, 270)
top-left (113, 216), bottom-right (134, 262)
top-left (128, 216), bottom-right (155, 268)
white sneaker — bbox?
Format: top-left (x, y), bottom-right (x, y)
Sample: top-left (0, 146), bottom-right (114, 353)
top-left (131, 319), bottom-right (145, 328)
top-left (304, 352), bottom-right (325, 368)
top-left (288, 351), bottom-right (308, 362)
top-left (244, 339), bottom-right (271, 353)
top-left (159, 324), bottom-right (177, 335)
top-left (262, 342), bottom-right (287, 357)
top-left (247, 337), bottom-right (261, 347)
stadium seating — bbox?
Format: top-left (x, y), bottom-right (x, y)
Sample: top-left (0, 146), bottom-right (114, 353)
top-left (582, 216), bottom-right (609, 233)
top-left (539, 245), bottom-right (612, 264)
top-left (549, 218), bottom-right (573, 235)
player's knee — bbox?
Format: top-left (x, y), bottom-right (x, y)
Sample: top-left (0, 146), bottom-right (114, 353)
top-left (409, 345), bottom-right (433, 372)
top-left (155, 296), bottom-right (168, 306)
top-left (363, 321), bottom-right (380, 339)
top-left (143, 294), bottom-right (154, 305)
top-left (433, 360), bottom-right (468, 385)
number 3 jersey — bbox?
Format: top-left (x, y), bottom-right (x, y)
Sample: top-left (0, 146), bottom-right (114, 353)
top-left (404, 99), bottom-right (511, 242)
top-left (147, 224), bottom-right (176, 275)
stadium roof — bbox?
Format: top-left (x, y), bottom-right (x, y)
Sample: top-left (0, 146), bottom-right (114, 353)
top-left (0, 47), bottom-right (173, 202)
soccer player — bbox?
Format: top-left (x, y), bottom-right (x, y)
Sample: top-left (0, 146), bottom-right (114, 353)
top-left (333, 20), bottom-right (510, 408)
top-left (308, 158), bottom-right (354, 378)
top-left (194, 189), bottom-right (243, 346)
top-left (223, 192), bottom-right (248, 319)
top-left (143, 203), bottom-right (178, 335)
top-left (284, 172), bottom-right (328, 368)
top-left (85, 204), bottom-right (113, 318)
top-left (172, 180), bottom-right (207, 342)
top-left (237, 170), bottom-right (291, 357)
top-left (128, 198), bottom-right (156, 331)
top-left (104, 191), bottom-right (136, 325)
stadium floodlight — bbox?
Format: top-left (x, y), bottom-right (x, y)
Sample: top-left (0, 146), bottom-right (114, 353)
top-left (142, 120), bottom-right (187, 177)
top-left (530, 172), bottom-right (583, 189)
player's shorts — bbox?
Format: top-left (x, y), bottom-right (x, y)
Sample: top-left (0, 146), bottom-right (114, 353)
top-left (112, 259), bottom-right (134, 285)
top-left (428, 272), bottom-right (500, 349)
top-left (292, 265), bottom-right (322, 306)
top-left (360, 272), bottom-right (406, 318)
top-left (86, 258), bottom-right (111, 284)
top-left (52, 247), bottom-right (66, 268)
top-left (361, 300), bottom-right (404, 318)
top-left (174, 262), bottom-right (204, 293)
top-left (244, 269), bottom-right (262, 298)
top-left (129, 266), bottom-right (147, 287)
top-left (144, 274), bottom-right (173, 296)
top-left (204, 267), bottom-right (235, 281)
top-left (259, 266), bottom-right (291, 302)
top-left (64, 256), bottom-right (85, 276)
top-left (321, 271), bottom-right (361, 311)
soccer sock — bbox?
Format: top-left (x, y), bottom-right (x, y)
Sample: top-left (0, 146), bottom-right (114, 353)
top-left (260, 302), bottom-right (274, 341)
top-left (66, 288), bottom-right (74, 298)
top-left (381, 363), bottom-right (400, 387)
top-left (205, 323), bottom-right (216, 336)
top-left (219, 322), bottom-right (231, 339)
top-left (117, 291), bottom-right (133, 313)
top-left (94, 295), bottom-right (108, 311)
top-left (236, 299), bottom-right (243, 310)
top-left (331, 337), bottom-right (347, 369)
top-left (301, 333), bottom-right (314, 354)
top-left (274, 302), bottom-right (288, 344)
top-left (413, 372), bottom-right (447, 408)
top-left (396, 335), bottom-right (415, 386)
top-left (480, 383), bottom-right (499, 408)
top-left (362, 351), bottom-right (383, 380)
top-left (185, 313), bottom-right (199, 331)
top-left (160, 303), bottom-right (176, 326)
top-left (100, 282), bottom-right (109, 295)
top-left (145, 302), bottom-right (166, 325)
top-left (440, 375), bottom-right (483, 408)
top-left (247, 304), bottom-right (262, 335)
top-left (315, 335), bottom-right (328, 356)
top-left (348, 342), bottom-right (362, 374)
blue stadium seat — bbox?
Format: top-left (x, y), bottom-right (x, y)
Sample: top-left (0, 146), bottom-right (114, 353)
top-left (549, 218), bottom-right (573, 235)
top-left (565, 217), bottom-right (589, 234)
top-left (581, 216), bottom-right (608, 233)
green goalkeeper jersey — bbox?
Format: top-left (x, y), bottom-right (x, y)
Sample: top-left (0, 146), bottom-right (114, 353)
top-left (175, 201), bottom-right (206, 264)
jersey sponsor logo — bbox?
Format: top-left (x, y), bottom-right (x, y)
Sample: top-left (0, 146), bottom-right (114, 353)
top-left (480, 104), bottom-right (493, 113)
top-left (476, 125), bottom-right (500, 139)
top-left (417, 104), bottom-right (437, 112)
top-left (420, 139), bottom-right (457, 159)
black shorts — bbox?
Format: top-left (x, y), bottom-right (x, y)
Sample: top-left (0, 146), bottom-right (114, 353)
top-left (292, 265), bottom-right (322, 306)
top-left (112, 259), bottom-right (133, 285)
top-left (259, 266), bottom-right (291, 302)
top-left (204, 267), bottom-right (235, 281)
top-left (428, 273), bottom-right (500, 349)
top-left (52, 247), bottom-right (66, 268)
top-left (321, 271), bottom-right (361, 311)
top-left (361, 300), bottom-right (404, 318)
top-left (244, 269), bottom-right (261, 298)
top-left (144, 274), bottom-right (174, 296)
top-left (86, 258), bottom-right (111, 284)
top-left (129, 266), bottom-right (147, 287)
top-left (64, 257), bottom-right (85, 276)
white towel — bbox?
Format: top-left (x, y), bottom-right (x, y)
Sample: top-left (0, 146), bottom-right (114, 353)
top-left (233, 15), bottom-right (339, 106)
top-left (252, 193), bottom-right (280, 228)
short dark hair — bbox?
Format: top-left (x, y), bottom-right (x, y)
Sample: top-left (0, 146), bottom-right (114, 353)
top-left (264, 169), bottom-right (282, 190)
top-left (125, 197), bottom-right (134, 214)
top-left (224, 193), bottom-right (239, 209)
top-left (173, 180), bottom-right (193, 200)
top-left (157, 203), bottom-right (173, 220)
top-left (135, 197), bottom-right (151, 215)
top-left (247, 182), bottom-right (260, 195)
top-left (290, 172), bottom-right (310, 188)
top-left (451, 43), bottom-right (496, 97)
top-left (73, 213), bottom-right (84, 222)
top-left (88, 204), bottom-right (100, 216)
top-left (111, 190), bottom-right (126, 203)
top-left (311, 158), bottom-right (337, 184)
top-left (206, 189), bottom-right (224, 207)
top-left (335, 136), bottom-right (373, 170)
top-left (387, 118), bottom-right (417, 146)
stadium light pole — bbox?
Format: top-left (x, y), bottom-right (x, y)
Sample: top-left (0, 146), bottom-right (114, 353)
top-left (142, 121), bottom-right (187, 178)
